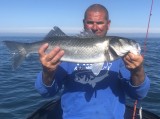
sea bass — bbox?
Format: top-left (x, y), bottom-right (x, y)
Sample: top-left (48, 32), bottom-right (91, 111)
top-left (3, 26), bottom-right (141, 75)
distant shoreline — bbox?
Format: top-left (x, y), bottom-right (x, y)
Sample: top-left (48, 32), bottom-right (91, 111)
top-left (0, 33), bottom-right (159, 38)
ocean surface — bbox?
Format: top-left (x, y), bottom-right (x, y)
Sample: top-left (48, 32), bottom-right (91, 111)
top-left (0, 36), bottom-right (160, 119)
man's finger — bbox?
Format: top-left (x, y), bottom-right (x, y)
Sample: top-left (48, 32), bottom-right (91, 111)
top-left (128, 52), bottom-right (143, 61)
top-left (38, 43), bottom-right (49, 57)
top-left (46, 46), bottom-right (61, 61)
top-left (50, 50), bottom-right (64, 64)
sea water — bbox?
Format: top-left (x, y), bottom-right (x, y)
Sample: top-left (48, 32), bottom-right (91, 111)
top-left (0, 36), bottom-right (160, 119)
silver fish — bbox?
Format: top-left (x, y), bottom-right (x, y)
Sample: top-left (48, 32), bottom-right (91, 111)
top-left (3, 26), bottom-right (141, 75)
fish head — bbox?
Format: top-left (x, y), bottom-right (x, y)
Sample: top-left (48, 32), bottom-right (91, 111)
top-left (118, 38), bottom-right (141, 55)
top-left (129, 42), bottom-right (141, 55)
top-left (108, 37), bottom-right (141, 59)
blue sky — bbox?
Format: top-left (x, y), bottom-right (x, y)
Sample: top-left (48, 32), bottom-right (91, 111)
top-left (0, 0), bottom-right (159, 35)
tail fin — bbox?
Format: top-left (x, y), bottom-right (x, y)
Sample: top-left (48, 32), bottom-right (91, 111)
top-left (3, 41), bottom-right (28, 70)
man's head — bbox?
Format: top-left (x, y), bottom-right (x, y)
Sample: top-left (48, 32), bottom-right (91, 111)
top-left (83, 4), bottom-right (111, 37)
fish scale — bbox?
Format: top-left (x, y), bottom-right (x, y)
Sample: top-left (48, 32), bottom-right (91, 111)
top-left (3, 26), bottom-right (141, 71)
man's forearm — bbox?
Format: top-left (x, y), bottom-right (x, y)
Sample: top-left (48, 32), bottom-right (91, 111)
top-left (42, 71), bottom-right (55, 86)
top-left (130, 65), bottom-right (145, 86)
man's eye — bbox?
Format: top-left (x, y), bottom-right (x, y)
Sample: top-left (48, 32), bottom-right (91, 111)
top-left (86, 21), bottom-right (94, 24)
top-left (97, 22), bottom-right (104, 24)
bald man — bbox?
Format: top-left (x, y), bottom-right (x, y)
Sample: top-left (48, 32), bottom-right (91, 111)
top-left (35, 4), bottom-right (150, 119)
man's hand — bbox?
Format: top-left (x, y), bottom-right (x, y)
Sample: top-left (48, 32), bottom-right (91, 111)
top-left (123, 52), bottom-right (143, 70)
top-left (123, 52), bottom-right (145, 86)
top-left (38, 43), bottom-right (64, 86)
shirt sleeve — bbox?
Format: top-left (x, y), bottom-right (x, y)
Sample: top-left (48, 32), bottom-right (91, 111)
top-left (35, 63), bottom-right (68, 98)
top-left (35, 71), bottom-right (59, 98)
top-left (119, 60), bottom-right (150, 100)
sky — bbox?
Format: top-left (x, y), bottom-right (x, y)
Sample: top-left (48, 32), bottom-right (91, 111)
top-left (0, 0), bottom-right (159, 35)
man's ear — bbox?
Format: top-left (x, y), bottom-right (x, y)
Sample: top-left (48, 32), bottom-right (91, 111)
top-left (83, 19), bottom-right (86, 28)
top-left (83, 19), bottom-right (85, 24)
top-left (107, 20), bottom-right (111, 29)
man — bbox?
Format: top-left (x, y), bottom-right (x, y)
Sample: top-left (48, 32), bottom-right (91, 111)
top-left (35, 4), bottom-right (150, 119)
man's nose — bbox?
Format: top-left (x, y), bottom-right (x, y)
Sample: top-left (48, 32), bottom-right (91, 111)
top-left (92, 23), bottom-right (98, 32)
top-left (93, 23), bottom-right (98, 30)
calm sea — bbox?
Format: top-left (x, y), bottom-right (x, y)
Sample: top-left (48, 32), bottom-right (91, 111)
top-left (0, 36), bottom-right (160, 119)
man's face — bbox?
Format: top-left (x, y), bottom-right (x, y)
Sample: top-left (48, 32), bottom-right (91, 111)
top-left (83, 11), bottom-right (110, 37)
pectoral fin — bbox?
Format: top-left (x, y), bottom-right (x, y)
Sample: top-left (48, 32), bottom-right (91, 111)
top-left (91, 63), bottom-right (104, 76)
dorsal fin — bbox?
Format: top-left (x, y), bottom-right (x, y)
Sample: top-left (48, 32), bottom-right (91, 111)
top-left (45, 26), bottom-right (67, 39)
top-left (53, 26), bottom-right (67, 36)
top-left (76, 30), bottom-right (98, 38)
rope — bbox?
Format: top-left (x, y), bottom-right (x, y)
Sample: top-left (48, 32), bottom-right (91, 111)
top-left (132, 0), bottom-right (154, 119)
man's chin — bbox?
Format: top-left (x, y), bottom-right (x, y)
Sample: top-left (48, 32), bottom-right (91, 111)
top-left (95, 33), bottom-right (105, 37)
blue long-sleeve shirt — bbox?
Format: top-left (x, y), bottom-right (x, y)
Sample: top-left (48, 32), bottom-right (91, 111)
top-left (35, 59), bottom-right (150, 119)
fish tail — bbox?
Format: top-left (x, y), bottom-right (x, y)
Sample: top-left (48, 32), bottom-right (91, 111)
top-left (3, 41), bottom-right (29, 70)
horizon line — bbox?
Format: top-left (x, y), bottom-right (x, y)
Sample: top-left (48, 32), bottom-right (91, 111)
top-left (0, 27), bottom-right (159, 34)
